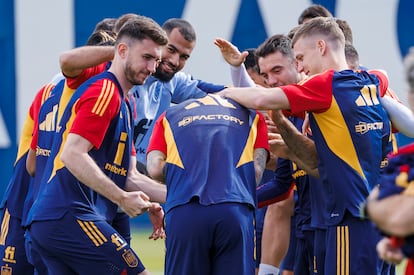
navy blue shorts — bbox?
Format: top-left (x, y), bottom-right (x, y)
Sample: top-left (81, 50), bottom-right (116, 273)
top-left (24, 229), bottom-right (49, 274)
top-left (294, 230), bottom-right (314, 275)
top-left (29, 211), bottom-right (145, 274)
top-left (0, 208), bottom-right (35, 274)
top-left (111, 211), bottom-right (131, 245)
top-left (165, 201), bottom-right (255, 275)
top-left (313, 228), bottom-right (326, 275)
top-left (324, 212), bottom-right (382, 275)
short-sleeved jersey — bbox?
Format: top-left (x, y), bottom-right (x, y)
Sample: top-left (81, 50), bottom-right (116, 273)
top-left (281, 69), bottom-right (392, 225)
top-left (128, 72), bottom-right (225, 164)
top-left (27, 71), bottom-right (133, 224)
top-left (29, 63), bottom-right (109, 151)
top-left (0, 83), bottom-right (56, 219)
top-left (21, 80), bottom-right (66, 225)
top-left (147, 94), bottom-right (269, 213)
top-left (23, 64), bottom-right (109, 226)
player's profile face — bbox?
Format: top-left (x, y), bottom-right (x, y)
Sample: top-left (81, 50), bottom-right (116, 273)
top-left (125, 39), bottom-right (163, 85)
top-left (293, 36), bottom-right (322, 77)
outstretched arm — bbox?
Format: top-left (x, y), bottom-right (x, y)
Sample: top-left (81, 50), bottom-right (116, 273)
top-left (214, 37), bottom-right (255, 87)
top-left (381, 95), bottom-right (414, 137)
top-left (60, 45), bottom-right (114, 78)
top-left (218, 86), bottom-right (289, 110)
top-left (125, 156), bottom-right (166, 203)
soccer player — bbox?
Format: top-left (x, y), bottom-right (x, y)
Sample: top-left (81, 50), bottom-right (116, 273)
top-left (128, 18), bottom-right (226, 173)
top-left (146, 93), bottom-right (269, 275)
top-left (26, 16), bottom-right (168, 274)
top-left (219, 17), bottom-right (392, 274)
top-left (0, 24), bottom-right (120, 275)
top-left (0, 81), bottom-right (59, 274)
top-left (216, 34), bottom-right (312, 275)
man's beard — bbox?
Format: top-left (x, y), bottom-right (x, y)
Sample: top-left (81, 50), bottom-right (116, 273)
top-left (153, 65), bottom-right (175, 82)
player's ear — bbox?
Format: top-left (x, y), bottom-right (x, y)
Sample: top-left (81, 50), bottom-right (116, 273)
top-left (117, 42), bottom-right (128, 58)
top-left (317, 39), bottom-right (326, 56)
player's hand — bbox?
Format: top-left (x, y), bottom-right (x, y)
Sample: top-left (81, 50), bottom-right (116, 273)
top-left (214, 37), bottom-right (248, 67)
top-left (268, 132), bottom-right (290, 159)
top-left (119, 191), bottom-right (152, 217)
top-left (148, 202), bottom-right (166, 240)
top-left (376, 237), bottom-right (405, 265)
top-left (263, 112), bottom-right (279, 134)
top-left (302, 113), bottom-right (312, 136)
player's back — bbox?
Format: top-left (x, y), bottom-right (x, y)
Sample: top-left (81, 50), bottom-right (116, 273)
top-left (160, 94), bottom-right (260, 212)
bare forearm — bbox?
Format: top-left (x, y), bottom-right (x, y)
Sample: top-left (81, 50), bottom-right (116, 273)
top-left (60, 46), bottom-right (114, 77)
top-left (381, 95), bottom-right (414, 137)
top-left (125, 168), bottom-right (166, 203)
top-left (366, 195), bottom-right (414, 237)
top-left (147, 150), bottom-right (167, 182)
top-left (272, 112), bottom-right (319, 177)
top-left (219, 87), bottom-right (289, 110)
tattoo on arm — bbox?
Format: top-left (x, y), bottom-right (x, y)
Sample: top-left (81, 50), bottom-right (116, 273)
top-left (254, 148), bottom-right (268, 185)
top-left (147, 150), bottom-right (167, 182)
top-left (272, 111), bottom-right (319, 177)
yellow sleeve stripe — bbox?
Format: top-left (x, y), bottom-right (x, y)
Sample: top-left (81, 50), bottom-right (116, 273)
top-left (164, 118), bottom-right (184, 169)
top-left (92, 79), bottom-right (115, 117)
top-left (16, 114), bottom-right (34, 163)
top-left (236, 114), bottom-right (258, 168)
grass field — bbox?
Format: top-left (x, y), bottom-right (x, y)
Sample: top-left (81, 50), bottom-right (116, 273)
top-left (131, 226), bottom-right (165, 275)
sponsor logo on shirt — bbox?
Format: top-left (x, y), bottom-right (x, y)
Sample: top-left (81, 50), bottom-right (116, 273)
top-left (36, 146), bottom-right (51, 157)
top-left (178, 114), bottom-right (244, 127)
top-left (104, 163), bottom-right (127, 176)
top-left (355, 121), bottom-right (383, 134)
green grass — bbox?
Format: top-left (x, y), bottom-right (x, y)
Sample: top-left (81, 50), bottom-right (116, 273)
top-left (131, 226), bottom-right (165, 275)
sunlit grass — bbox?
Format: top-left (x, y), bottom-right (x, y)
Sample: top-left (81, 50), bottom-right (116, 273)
top-left (131, 224), bottom-right (165, 275)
